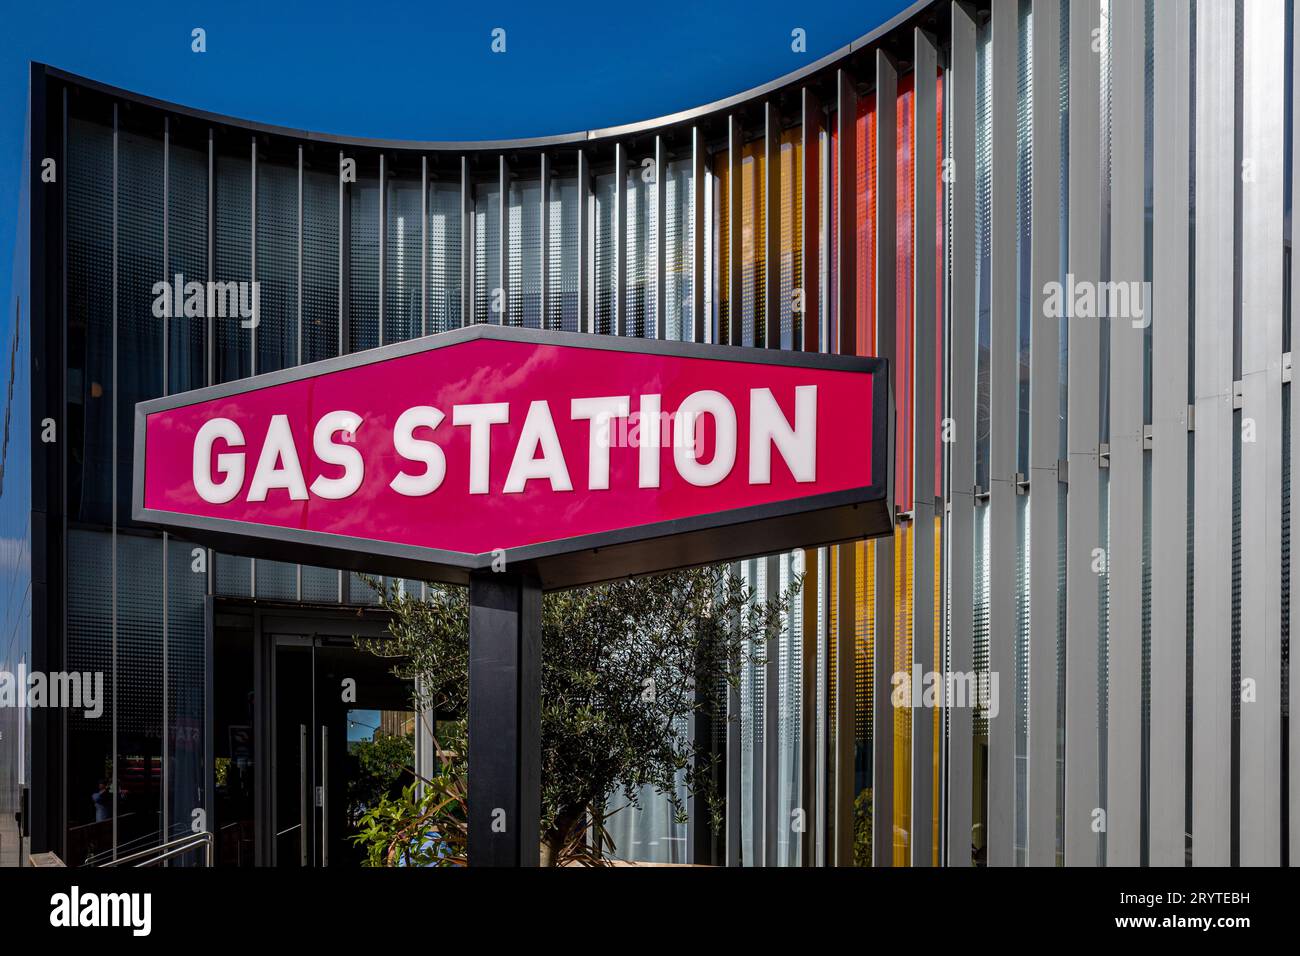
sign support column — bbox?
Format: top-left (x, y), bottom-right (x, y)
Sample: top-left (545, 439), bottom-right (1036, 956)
top-left (467, 568), bottom-right (541, 867)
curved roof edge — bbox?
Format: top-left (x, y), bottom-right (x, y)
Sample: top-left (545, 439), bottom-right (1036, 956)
top-left (38, 0), bottom-right (934, 152)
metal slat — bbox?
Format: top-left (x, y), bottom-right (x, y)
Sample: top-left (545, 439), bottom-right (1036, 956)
top-left (946, 0), bottom-right (977, 869)
top-left (832, 66), bottom-right (858, 868)
top-left (793, 88), bottom-right (824, 865)
top-left (765, 103), bottom-right (781, 350)
top-left (498, 154), bottom-right (508, 325)
top-left (764, 554), bottom-right (780, 866)
top-left (577, 148), bottom-right (591, 333)
top-left (911, 31), bottom-right (938, 868)
top-left (796, 87), bottom-right (822, 867)
top-left (1292, 0), bottom-right (1300, 870)
top-left (461, 155), bottom-right (471, 326)
top-left (1148, 0), bottom-right (1191, 868)
top-left (1064, 0), bottom-right (1102, 867)
top-left (111, 100), bottom-right (119, 858)
top-left (817, 548), bottom-right (831, 866)
top-left (614, 141), bottom-right (626, 336)
top-left (1026, 0), bottom-right (1062, 868)
top-left (836, 69), bottom-right (857, 357)
top-left (248, 136), bottom-right (258, 597)
top-left (985, 0), bottom-right (1017, 868)
top-left (728, 115), bottom-right (743, 346)
top-left (654, 135), bottom-right (666, 339)
top-left (761, 100), bottom-right (782, 865)
top-left (872, 49), bottom-right (898, 869)
top-left (1192, 0), bottom-right (1234, 870)
top-left (726, 597), bottom-right (742, 866)
top-left (800, 543), bottom-right (818, 867)
top-left (801, 88), bottom-right (822, 353)
top-left (296, 145), bottom-right (303, 601)
top-left (539, 152), bottom-right (549, 331)
top-left (1238, 0), bottom-right (1284, 867)
top-left (297, 145), bottom-right (305, 361)
top-left (250, 138), bottom-right (258, 374)
top-left (208, 130), bottom-right (216, 384)
top-left (420, 155), bottom-right (428, 336)
top-left (691, 127), bottom-right (705, 344)
top-left (1105, 0), bottom-right (1144, 867)
top-left (378, 152), bottom-right (385, 345)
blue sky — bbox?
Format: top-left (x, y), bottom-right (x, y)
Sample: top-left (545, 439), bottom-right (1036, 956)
top-left (1, 0), bottom-right (911, 310)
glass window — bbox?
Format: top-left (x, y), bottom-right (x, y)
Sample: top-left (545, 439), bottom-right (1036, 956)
top-left (546, 175), bottom-right (579, 331)
top-left (428, 177), bottom-right (462, 333)
top-left (347, 161), bottom-right (379, 351)
top-left (473, 179), bottom-right (501, 323)
top-left (167, 127), bottom-right (207, 395)
top-left (302, 155), bottom-right (340, 363)
top-left (384, 168), bottom-right (422, 343)
top-left (663, 157), bottom-right (694, 341)
top-left (508, 175), bottom-right (542, 327)
top-left (255, 153), bottom-right (297, 374)
top-left (593, 172), bottom-right (616, 335)
top-left (214, 137), bottom-right (252, 383)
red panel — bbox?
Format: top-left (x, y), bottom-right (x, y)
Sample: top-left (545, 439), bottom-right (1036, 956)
top-left (934, 73), bottom-right (945, 502)
top-left (896, 74), bottom-right (915, 514)
top-left (857, 93), bottom-right (878, 359)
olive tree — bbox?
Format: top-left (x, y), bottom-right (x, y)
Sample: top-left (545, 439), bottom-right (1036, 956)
top-left (360, 564), bottom-right (798, 865)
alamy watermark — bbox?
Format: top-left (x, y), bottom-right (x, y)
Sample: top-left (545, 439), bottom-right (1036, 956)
top-left (1043, 274), bottom-right (1151, 329)
top-left (50, 886), bottom-right (151, 936)
top-left (0, 666), bottom-right (103, 718)
top-left (892, 668), bottom-right (1000, 719)
top-left (152, 273), bottom-right (260, 329)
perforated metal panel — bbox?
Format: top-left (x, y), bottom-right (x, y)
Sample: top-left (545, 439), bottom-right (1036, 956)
top-left (302, 162), bottom-right (339, 363)
top-left (474, 179), bottom-right (501, 325)
top-left (508, 176), bottom-right (542, 328)
top-left (428, 179), bottom-right (462, 333)
top-left (546, 175), bottom-right (579, 331)
top-left (255, 157), bottom-right (296, 373)
top-left (384, 173), bottom-right (422, 343)
top-left (214, 141), bottom-right (251, 382)
top-left (166, 136), bottom-right (206, 395)
top-left (348, 166), bottom-right (379, 350)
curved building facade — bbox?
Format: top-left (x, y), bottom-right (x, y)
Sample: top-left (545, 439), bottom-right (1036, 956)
top-left (2, 0), bottom-right (1296, 867)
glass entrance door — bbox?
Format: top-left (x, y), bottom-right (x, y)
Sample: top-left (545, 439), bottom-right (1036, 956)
top-left (271, 635), bottom-right (415, 866)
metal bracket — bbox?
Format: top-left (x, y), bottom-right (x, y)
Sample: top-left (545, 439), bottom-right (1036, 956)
top-left (1284, 351), bottom-right (1293, 384)
top-left (1232, 380), bottom-right (1244, 410)
top-left (1142, 424), bottom-right (1153, 450)
top-left (1057, 459), bottom-right (1068, 485)
top-left (1098, 442), bottom-right (1111, 469)
top-left (973, 485), bottom-right (989, 503)
top-left (1015, 472), bottom-right (1029, 496)
top-left (1187, 404), bottom-right (1195, 432)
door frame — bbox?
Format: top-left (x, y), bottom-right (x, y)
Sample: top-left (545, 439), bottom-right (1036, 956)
top-left (209, 600), bottom-right (393, 867)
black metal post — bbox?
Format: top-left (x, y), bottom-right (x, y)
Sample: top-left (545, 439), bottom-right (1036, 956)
top-left (467, 569), bottom-right (541, 866)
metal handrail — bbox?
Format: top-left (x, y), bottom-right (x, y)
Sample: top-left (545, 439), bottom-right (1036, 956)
top-left (99, 831), bottom-right (214, 868)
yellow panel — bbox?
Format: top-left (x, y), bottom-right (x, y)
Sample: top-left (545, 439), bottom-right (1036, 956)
top-left (933, 514), bottom-right (942, 866)
top-left (828, 544), bottom-right (837, 728)
top-left (779, 129), bottom-right (803, 347)
top-left (893, 523), bottom-right (914, 865)
top-left (714, 151), bottom-right (729, 340)
top-left (856, 539), bottom-right (873, 747)
top-left (740, 141), bottom-right (764, 342)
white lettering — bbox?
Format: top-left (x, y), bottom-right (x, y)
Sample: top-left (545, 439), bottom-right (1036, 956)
top-left (309, 411), bottom-right (364, 499)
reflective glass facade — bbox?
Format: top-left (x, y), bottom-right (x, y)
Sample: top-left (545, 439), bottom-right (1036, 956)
top-left (6, 0), bottom-right (1298, 868)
